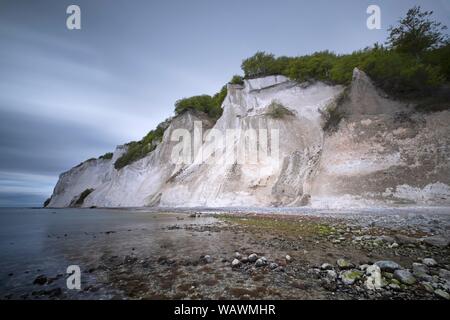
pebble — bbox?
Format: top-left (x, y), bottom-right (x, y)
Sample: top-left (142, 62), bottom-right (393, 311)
top-left (393, 270), bottom-right (416, 285)
top-left (326, 270), bottom-right (337, 281)
top-left (231, 259), bottom-right (241, 268)
top-left (255, 258), bottom-right (266, 268)
top-left (285, 255), bottom-right (292, 262)
top-left (439, 269), bottom-right (450, 281)
top-left (340, 270), bottom-right (364, 285)
top-left (421, 282), bottom-right (434, 293)
top-left (320, 263), bottom-right (333, 270)
top-left (269, 263), bottom-right (279, 270)
top-left (434, 289), bottom-right (450, 300)
top-left (421, 258), bottom-right (437, 267)
top-left (388, 283), bottom-right (401, 290)
top-left (412, 263), bottom-right (432, 281)
top-left (234, 252), bottom-right (242, 259)
top-left (377, 235), bottom-right (395, 244)
top-left (375, 260), bottom-right (401, 272)
top-left (422, 236), bottom-right (450, 248)
top-left (248, 253), bottom-right (258, 263)
top-left (336, 259), bottom-right (353, 270)
top-left (202, 255), bottom-right (213, 264)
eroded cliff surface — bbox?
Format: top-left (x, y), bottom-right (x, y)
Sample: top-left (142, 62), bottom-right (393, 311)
top-left (47, 70), bottom-right (450, 208)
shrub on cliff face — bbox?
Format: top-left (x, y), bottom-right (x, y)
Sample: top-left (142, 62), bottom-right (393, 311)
top-left (175, 85), bottom-right (226, 120)
top-left (114, 123), bottom-right (166, 170)
top-left (266, 101), bottom-right (295, 119)
top-left (43, 197), bottom-right (51, 208)
top-left (70, 188), bottom-right (94, 207)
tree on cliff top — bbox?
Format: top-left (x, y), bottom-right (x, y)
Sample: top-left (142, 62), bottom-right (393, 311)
top-left (386, 6), bottom-right (448, 56)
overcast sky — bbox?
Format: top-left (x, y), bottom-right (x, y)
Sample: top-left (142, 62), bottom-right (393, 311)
top-left (0, 0), bottom-right (449, 207)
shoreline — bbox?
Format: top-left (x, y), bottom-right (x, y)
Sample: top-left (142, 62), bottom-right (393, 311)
top-left (1, 209), bottom-right (448, 300)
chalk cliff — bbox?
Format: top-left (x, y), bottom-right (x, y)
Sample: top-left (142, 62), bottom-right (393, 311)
top-left (47, 69), bottom-right (450, 208)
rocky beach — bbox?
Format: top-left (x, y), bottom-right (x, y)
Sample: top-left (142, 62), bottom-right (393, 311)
top-left (2, 207), bottom-right (449, 300)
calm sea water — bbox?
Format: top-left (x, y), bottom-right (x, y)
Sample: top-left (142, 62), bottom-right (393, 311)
top-left (0, 207), bottom-right (215, 299)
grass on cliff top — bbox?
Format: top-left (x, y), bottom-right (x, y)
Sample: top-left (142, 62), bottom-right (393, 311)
top-left (219, 215), bottom-right (336, 238)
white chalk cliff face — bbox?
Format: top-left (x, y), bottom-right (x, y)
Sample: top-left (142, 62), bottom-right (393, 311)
top-left (48, 69), bottom-right (450, 208)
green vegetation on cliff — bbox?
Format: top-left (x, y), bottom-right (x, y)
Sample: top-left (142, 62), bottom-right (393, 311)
top-left (114, 122), bottom-right (168, 170)
top-left (241, 6), bottom-right (449, 99)
top-left (111, 6), bottom-right (448, 170)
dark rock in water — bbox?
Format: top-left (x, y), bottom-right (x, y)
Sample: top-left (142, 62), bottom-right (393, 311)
top-left (33, 275), bottom-right (48, 285)
top-left (47, 288), bottom-right (62, 298)
top-left (393, 270), bottom-right (416, 285)
top-left (375, 260), bottom-right (401, 272)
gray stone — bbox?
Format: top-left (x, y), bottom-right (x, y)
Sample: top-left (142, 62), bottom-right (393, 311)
top-left (421, 282), bottom-right (434, 293)
top-left (255, 258), bottom-right (266, 268)
top-left (412, 263), bottom-right (432, 282)
top-left (412, 263), bottom-right (429, 274)
top-left (285, 255), bottom-right (292, 262)
top-left (320, 263), bottom-right (333, 270)
top-left (325, 270), bottom-right (337, 281)
top-left (269, 263), bottom-right (279, 270)
top-left (202, 255), bottom-right (213, 264)
top-left (375, 260), bottom-right (401, 272)
top-left (248, 253), bottom-right (258, 263)
top-left (388, 283), bottom-right (401, 290)
top-left (434, 289), bottom-right (450, 300)
top-left (439, 269), bottom-right (450, 281)
top-left (376, 235), bottom-right (395, 244)
top-left (234, 252), bottom-right (242, 260)
top-left (365, 265), bottom-right (383, 290)
top-left (231, 259), bottom-right (241, 268)
top-left (336, 259), bottom-right (354, 270)
top-left (422, 258), bottom-right (437, 267)
top-left (393, 270), bottom-right (416, 285)
top-left (422, 236), bottom-right (450, 248)
top-left (394, 234), bottom-right (419, 245)
top-left (340, 270), bottom-right (364, 285)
